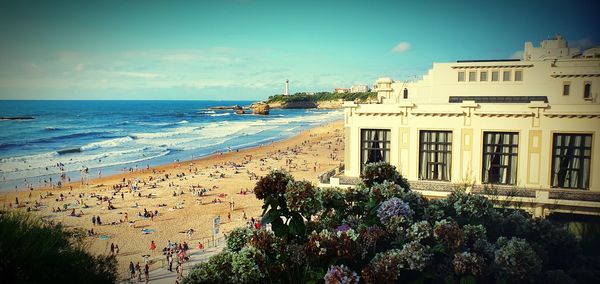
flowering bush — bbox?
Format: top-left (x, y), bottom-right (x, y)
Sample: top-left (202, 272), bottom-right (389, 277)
top-left (377, 197), bottom-right (414, 225)
top-left (398, 241), bottom-right (432, 271)
top-left (406, 220), bottom-right (433, 242)
top-left (231, 247), bottom-right (265, 283)
top-left (494, 237), bottom-right (542, 281)
top-left (361, 162), bottom-right (409, 189)
top-left (253, 170), bottom-right (293, 200)
top-left (226, 227), bottom-right (253, 252)
top-left (184, 165), bottom-right (599, 284)
top-left (285, 180), bottom-right (321, 216)
top-left (452, 251), bottom-right (486, 276)
top-left (324, 264), bottom-right (360, 284)
top-left (433, 219), bottom-right (464, 251)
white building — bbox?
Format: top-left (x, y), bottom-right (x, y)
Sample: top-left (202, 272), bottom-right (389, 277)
top-left (335, 88), bottom-right (351, 94)
top-left (326, 35), bottom-right (600, 216)
top-left (351, 84), bottom-right (370, 93)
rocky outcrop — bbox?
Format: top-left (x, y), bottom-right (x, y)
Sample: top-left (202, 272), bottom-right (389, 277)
top-left (235, 109), bottom-right (246, 115)
top-left (250, 103), bottom-right (270, 115)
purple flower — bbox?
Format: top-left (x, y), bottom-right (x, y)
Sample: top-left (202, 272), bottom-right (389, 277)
top-left (377, 197), bottom-right (414, 224)
top-left (324, 264), bottom-right (360, 284)
top-left (335, 224), bottom-right (351, 233)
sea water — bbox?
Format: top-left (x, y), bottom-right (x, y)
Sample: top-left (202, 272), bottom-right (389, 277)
top-left (0, 100), bottom-right (342, 191)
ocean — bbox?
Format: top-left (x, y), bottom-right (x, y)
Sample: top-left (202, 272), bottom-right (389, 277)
top-left (0, 100), bottom-right (342, 191)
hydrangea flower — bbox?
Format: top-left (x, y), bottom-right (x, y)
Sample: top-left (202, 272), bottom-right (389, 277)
top-left (377, 197), bottom-right (414, 224)
top-left (324, 264), bottom-right (360, 284)
top-left (399, 241), bottom-right (432, 271)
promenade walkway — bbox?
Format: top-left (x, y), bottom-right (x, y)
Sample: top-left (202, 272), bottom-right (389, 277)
top-left (122, 244), bottom-right (225, 284)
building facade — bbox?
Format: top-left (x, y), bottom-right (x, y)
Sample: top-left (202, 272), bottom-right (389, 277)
top-left (330, 35), bottom-right (600, 216)
top-left (335, 88), bottom-right (351, 94)
top-left (351, 84), bottom-right (370, 93)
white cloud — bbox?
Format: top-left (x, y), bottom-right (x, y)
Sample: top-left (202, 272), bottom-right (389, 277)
top-left (510, 50), bottom-right (523, 59)
top-left (392, 42), bottom-right (411, 53)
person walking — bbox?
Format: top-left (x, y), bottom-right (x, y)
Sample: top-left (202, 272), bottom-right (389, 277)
top-left (92, 215), bottom-right (96, 226)
top-left (115, 244), bottom-right (119, 255)
top-left (110, 243), bottom-right (115, 255)
top-left (96, 215), bottom-right (102, 225)
top-left (168, 252), bottom-right (173, 272)
top-left (135, 262), bottom-right (142, 282)
top-left (128, 261), bottom-right (135, 281)
top-left (144, 263), bottom-right (149, 283)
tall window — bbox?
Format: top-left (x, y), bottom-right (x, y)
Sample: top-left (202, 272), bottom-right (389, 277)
top-left (419, 131), bottom-right (452, 181)
top-left (361, 129), bottom-right (390, 168)
top-left (403, 88), bottom-right (408, 99)
top-left (482, 132), bottom-right (519, 185)
top-left (584, 82), bottom-right (592, 99)
top-left (563, 83), bottom-right (570, 96)
top-left (551, 134), bottom-right (592, 189)
top-left (469, 71), bottom-right (477, 82)
top-left (458, 72), bottom-right (465, 82)
top-left (515, 70), bottom-right (523, 81)
top-left (503, 71), bottom-right (511, 81)
top-left (491, 71), bottom-right (499, 81)
top-left (480, 71), bottom-right (488, 81)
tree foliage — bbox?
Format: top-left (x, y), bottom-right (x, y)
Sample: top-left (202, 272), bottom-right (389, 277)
top-left (266, 92), bottom-right (377, 104)
top-left (0, 211), bottom-right (118, 284)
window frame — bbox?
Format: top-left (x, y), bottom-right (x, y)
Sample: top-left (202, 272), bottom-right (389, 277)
top-left (563, 82), bottom-right (570, 96)
top-left (491, 71), bottom-right (499, 82)
top-left (551, 133), bottom-right (592, 190)
top-left (468, 71), bottom-right (477, 82)
top-left (514, 70), bottom-right (523, 81)
top-left (458, 71), bottom-right (465, 82)
top-left (584, 81), bottom-right (592, 100)
top-left (360, 129), bottom-right (391, 170)
top-left (419, 130), bottom-right (453, 181)
top-left (480, 71), bottom-right (488, 81)
top-left (481, 132), bottom-right (519, 185)
top-left (502, 70), bottom-right (511, 81)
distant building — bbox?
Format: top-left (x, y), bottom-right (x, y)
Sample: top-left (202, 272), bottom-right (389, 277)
top-left (335, 88), bottom-right (351, 94)
top-left (351, 85), bottom-right (370, 93)
top-left (323, 34), bottom-right (600, 217)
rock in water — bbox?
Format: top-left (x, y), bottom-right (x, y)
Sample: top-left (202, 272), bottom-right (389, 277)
top-left (235, 109), bottom-right (246, 115)
top-left (251, 103), bottom-right (270, 115)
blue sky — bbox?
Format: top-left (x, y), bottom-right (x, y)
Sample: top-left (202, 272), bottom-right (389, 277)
top-left (0, 0), bottom-right (598, 100)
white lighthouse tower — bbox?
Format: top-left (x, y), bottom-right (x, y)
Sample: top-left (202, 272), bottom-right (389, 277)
top-left (284, 79), bottom-right (289, 96)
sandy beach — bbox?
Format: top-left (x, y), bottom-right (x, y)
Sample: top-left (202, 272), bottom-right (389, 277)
top-left (0, 120), bottom-right (344, 277)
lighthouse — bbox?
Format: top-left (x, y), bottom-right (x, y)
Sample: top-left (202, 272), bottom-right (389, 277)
top-left (284, 79), bottom-right (289, 96)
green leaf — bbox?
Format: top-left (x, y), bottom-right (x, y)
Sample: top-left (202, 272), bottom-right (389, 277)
top-left (261, 209), bottom-right (279, 224)
top-left (460, 275), bottom-right (476, 284)
top-left (289, 216), bottom-right (306, 236)
top-left (271, 217), bottom-right (288, 237)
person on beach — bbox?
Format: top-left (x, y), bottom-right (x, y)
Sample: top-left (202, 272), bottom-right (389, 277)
top-left (144, 263), bottom-right (149, 283)
top-left (129, 261), bottom-right (135, 280)
top-left (92, 215), bottom-right (96, 226)
top-left (150, 240), bottom-right (156, 254)
top-left (110, 243), bottom-right (115, 255)
top-left (96, 215), bottom-right (102, 225)
top-left (136, 262), bottom-right (142, 282)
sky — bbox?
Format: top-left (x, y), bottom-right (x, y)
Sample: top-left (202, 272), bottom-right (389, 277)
top-left (0, 0), bottom-right (598, 101)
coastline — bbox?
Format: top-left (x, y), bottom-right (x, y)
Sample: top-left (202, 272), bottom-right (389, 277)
top-left (0, 120), bottom-right (344, 277)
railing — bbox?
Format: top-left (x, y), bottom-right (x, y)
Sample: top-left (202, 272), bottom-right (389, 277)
top-left (317, 164), bottom-right (345, 184)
